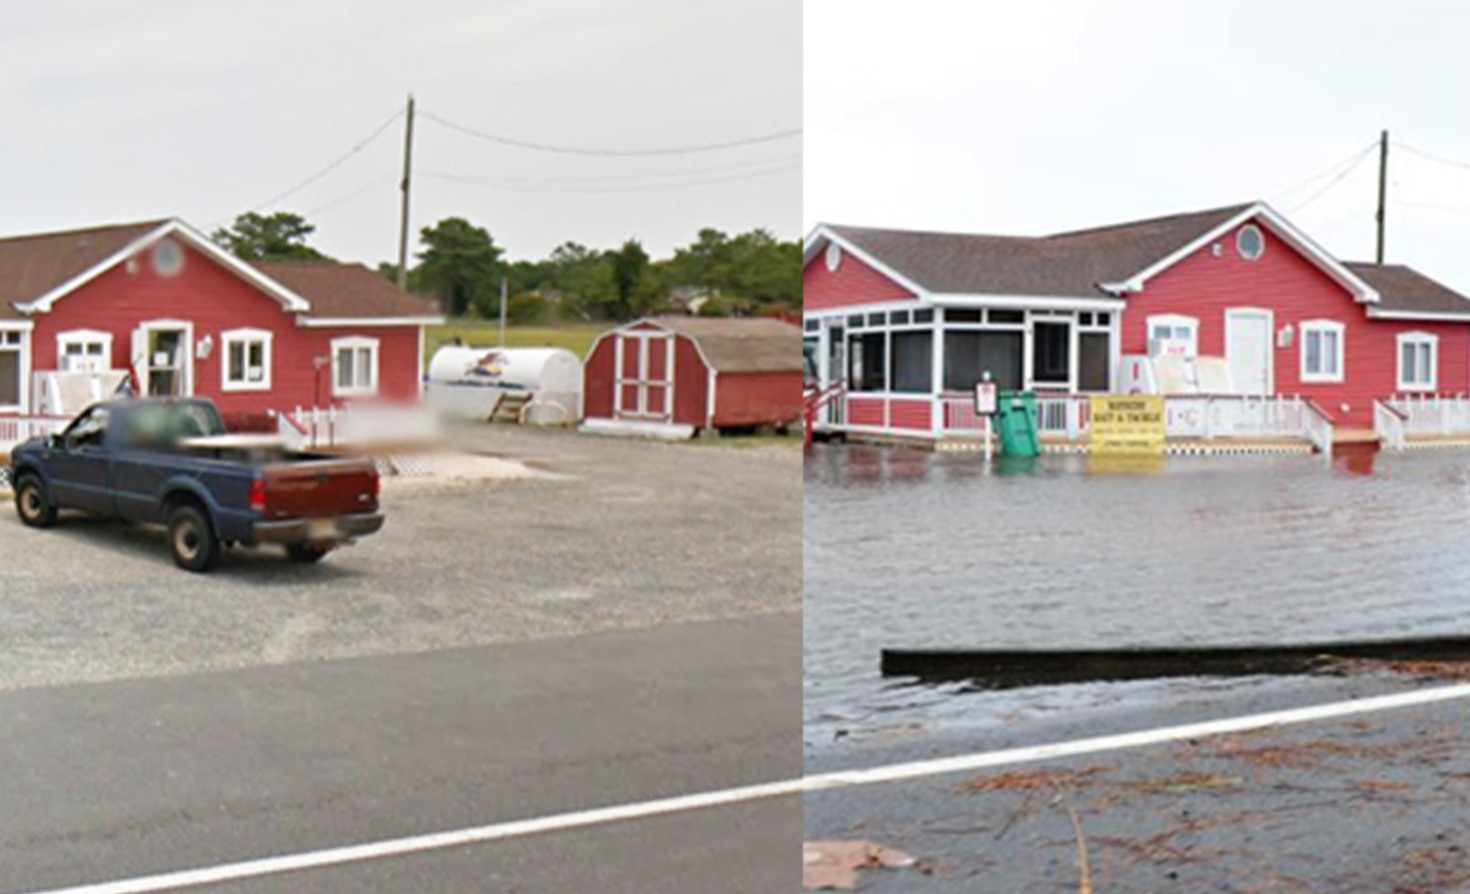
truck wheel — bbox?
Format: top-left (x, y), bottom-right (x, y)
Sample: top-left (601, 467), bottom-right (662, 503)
top-left (286, 544), bottom-right (329, 564)
top-left (14, 476), bottom-right (56, 528)
top-left (167, 505), bottom-right (220, 572)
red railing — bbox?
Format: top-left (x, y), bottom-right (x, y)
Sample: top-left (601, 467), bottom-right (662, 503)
top-left (802, 382), bottom-right (845, 445)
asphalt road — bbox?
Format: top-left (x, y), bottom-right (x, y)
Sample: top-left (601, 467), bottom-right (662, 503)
top-left (0, 427), bottom-right (802, 892)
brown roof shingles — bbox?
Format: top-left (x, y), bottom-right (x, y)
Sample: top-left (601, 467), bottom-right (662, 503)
top-left (253, 261), bottom-right (441, 319)
top-left (1343, 262), bottom-right (1470, 316)
top-left (827, 203), bottom-right (1253, 298)
top-left (0, 220), bottom-right (169, 318)
top-left (652, 316), bottom-right (801, 374)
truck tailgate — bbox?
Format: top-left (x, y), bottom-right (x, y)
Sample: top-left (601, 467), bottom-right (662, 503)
top-left (260, 458), bottom-right (378, 520)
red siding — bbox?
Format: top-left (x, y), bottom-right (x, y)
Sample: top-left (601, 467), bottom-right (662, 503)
top-left (711, 371), bottom-right (801, 427)
top-left (672, 336), bottom-right (708, 427)
top-left (583, 336), bottom-right (617, 420)
top-left (846, 397), bottom-right (884, 427)
top-left (887, 397), bottom-right (932, 431)
top-left (803, 248), bottom-right (915, 311)
top-left (30, 241), bottom-right (422, 415)
top-left (1121, 221), bottom-right (1470, 428)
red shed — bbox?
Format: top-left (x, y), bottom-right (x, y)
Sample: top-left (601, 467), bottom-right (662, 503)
top-left (582, 317), bottom-right (801, 436)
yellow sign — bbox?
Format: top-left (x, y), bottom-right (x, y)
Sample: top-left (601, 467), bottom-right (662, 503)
top-left (1089, 394), bottom-right (1165, 455)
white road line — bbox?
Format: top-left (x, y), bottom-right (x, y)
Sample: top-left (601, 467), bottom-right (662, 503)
top-left (21, 681), bottom-right (1470, 894)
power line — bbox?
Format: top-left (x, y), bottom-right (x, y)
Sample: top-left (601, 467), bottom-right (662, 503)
top-left (1270, 141), bottom-right (1377, 203)
top-left (420, 160), bottom-right (800, 194)
top-left (302, 177), bottom-right (398, 217)
top-left (1285, 146), bottom-right (1376, 214)
top-left (1394, 141), bottom-right (1470, 174)
top-left (419, 109), bottom-right (801, 157)
top-left (233, 108), bottom-right (404, 219)
top-left (423, 153), bottom-right (801, 189)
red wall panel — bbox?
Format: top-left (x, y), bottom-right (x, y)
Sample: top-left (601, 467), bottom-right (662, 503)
top-left (803, 248), bottom-right (916, 312)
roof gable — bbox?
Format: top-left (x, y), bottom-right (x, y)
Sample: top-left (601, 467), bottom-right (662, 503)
top-left (2, 219), bottom-right (312, 317)
top-left (807, 202), bottom-right (1380, 304)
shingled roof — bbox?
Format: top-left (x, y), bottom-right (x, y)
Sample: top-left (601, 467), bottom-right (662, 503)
top-left (0, 220), bottom-right (168, 318)
top-left (651, 317), bottom-right (801, 374)
top-left (1344, 262), bottom-right (1470, 316)
top-left (254, 261), bottom-right (441, 319)
top-left (825, 203), bottom-right (1254, 298)
top-left (0, 219), bottom-right (440, 321)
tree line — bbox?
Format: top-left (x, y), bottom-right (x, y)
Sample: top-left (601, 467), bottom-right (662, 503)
top-left (212, 212), bottom-right (800, 323)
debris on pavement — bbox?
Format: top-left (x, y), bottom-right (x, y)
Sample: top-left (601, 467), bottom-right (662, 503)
top-left (803, 840), bottom-right (918, 890)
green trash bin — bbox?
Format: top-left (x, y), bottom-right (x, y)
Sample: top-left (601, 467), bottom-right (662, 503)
top-left (993, 390), bottom-right (1041, 457)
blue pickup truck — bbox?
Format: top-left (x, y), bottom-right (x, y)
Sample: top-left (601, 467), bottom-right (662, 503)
top-left (8, 398), bottom-right (384, 572)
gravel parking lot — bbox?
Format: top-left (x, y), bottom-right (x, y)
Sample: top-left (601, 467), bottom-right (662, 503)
top-left (0, 426), bottom-right (801, 692)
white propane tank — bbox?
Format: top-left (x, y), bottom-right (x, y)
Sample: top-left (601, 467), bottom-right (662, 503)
top-left (426, 346), bottom-right (584, 425)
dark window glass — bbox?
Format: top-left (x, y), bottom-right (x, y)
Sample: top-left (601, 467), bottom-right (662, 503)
top-left (947, 309), bottom-right (983, 324)
top-left (989, 309), bottom-right (1025, 324)
top-left (890, 310), bottom-right (911, 326)
top-left (848, 333), bottom-right (887, 392)
top-left (891, 331), bottom-right (933, 394)
top-left (1079, 312), bottom-right (1094, 327)
top-left (913, 308), bottom-right (935, 323)
top-left (848, 315), bottom-right (863, 329)
top-left (1079, 333), bottom-right (1110, 391)
top-left (1032, 321), bottom-right (1070, 383)
top-left (1095, 312), bottom-right (1111, 327)
top-left (867, 313), bottom-right (885, 327)
top-left (804, 318), bottom-right (820, 332)
top-left (0, 350), bottom-right (18, 405)
top-left (944, 331), bottom-right (1023, 392)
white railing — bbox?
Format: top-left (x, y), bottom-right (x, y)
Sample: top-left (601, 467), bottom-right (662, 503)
top-left (1374, 401), bottom-right (1407, 451)
top-left (1388, 394), bottom-right (1470, 438)
top-left (277, 404), bottom-right (441, 450)
top-left (0, 415), bottom-right (70, 447)
top-left (1034, 394), bottom-right (1091, 441)
top-left (1302, 401), bottom-right (1335, 456)
top-left (1163, 395), bottom-right (1308, 440)
top-left (937, 394), bottom-right (989, 434)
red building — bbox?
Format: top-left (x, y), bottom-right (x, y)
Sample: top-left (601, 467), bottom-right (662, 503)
top-left (0, 219), bottom-right (441, 421)
top-left (583, 317), bottom-right (802, 437)
top-left (803, 201), bottom-right (1470, 448)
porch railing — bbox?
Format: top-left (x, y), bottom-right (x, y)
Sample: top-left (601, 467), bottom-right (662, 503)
top-left (1387, 393), bottom-right (1470, 438)
top-left (1374, 400), bottom-right (1408, 451)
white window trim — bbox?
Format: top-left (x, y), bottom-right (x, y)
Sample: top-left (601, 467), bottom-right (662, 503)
top-left (220, 327), bottom-right (274, 393)
top-left (330, 335), bottom-right (380, 398)
top-left (1396, 331), bottom-right (1439, 393)
top-left (1299, 319), bottom-right (1345, 384)
top-left (56, 329), bottom-right (114, 365)
top-left (133, 319), bottom-right (194, 398)
top-left (1146, 313), bottom-right (1199, 357)
top-left (0, 326), bottom-right (31, 413)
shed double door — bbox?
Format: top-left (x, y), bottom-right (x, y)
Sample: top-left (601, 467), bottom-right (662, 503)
top-left (615, 333), bottom-right (674, 422)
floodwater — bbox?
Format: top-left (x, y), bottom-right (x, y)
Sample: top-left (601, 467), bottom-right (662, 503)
top-left (803, 443), bottom-right (1470, 747)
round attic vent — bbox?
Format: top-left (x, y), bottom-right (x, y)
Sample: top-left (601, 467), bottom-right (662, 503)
top-left (152, 239), bottom-right (185, 277)
top-left (825, 242), bottom-right (842, 272)
top-left (1236, 225), bottom-right (1265, 261)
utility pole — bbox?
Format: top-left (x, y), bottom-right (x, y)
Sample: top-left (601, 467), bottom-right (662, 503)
top-left (1376, 129), bottom-right (1389, 265)
top-left (499, 277), bottom-right (508, 348)
top-left (396, 94), bottom-right (416, 290)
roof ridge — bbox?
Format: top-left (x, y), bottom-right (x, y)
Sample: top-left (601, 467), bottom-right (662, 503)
top-left (1045, 201), bottom-right (1257, 240)
top-left (0, 218), bottom-right (171, 247)
top-left (828, 223), bottom-right (1042, 243)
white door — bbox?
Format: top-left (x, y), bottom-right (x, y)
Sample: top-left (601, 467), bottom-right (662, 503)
top-left (1225, 309), bottom-right (1273, 395)
top-left (613, 332), bottom-right (673, 421)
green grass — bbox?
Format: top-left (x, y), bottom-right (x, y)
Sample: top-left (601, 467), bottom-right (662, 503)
top-left (426, 320), bottom-right (604, 365)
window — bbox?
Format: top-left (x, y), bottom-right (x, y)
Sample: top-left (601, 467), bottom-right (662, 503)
top-left (988, 309), bottom-right (1025, 325)
top-left (944, 331), bottom-right (1023, 392)
top-left (332, 336), bottom-right (379, 397)
top-left (220, 329), bottom-right (273, 392)
top-left (1299, 320), bottom-right (1345, 383)
top-left (890, 331), bottom-right (932, 394)
top-left (847, 332), bottom-right (886, 392)
top-left (1397, 332), bottom-right (1438, 392)
top-left (1236, 225), bottom-right (1265, 261)
top-left (57, 329), bottom-right (113, 371)
top-left (1146, 314), bottom-right (1198, 357)
top-left (0, 329), bottom-right (22, 410)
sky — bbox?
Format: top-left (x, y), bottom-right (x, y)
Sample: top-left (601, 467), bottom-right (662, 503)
top-left (0, 0), bottom-right (800, 266)
top-left (805, 0), bottom-right (1470, 291)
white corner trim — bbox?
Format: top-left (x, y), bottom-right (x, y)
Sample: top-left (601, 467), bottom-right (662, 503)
top-left (803, 225), bottom-right (931, 299)
top-left (16, 219), bottom-right (313, 315)
top-left (330, 335), bottom-right (380, 398)
top-left (220, 327), bottom-right (274, 393)
top-left (298, 316), bottom-right (446, 328)
top-left (1100, 202), bottom-right (1381, 305)
top-left (1298, 319), bottom-right (1346, 384)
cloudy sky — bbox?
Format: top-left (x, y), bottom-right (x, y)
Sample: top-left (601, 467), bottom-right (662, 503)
top-left (806, 0), bottom-right (1470, 291)
top-left (0, 0), bottom-right (800, 265)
